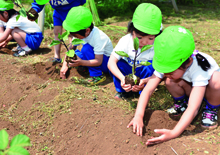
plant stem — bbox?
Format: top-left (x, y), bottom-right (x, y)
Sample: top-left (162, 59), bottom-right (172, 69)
top-left (133, 50), bottom-right (138, 75)
top-left (61, 40), bottom-right (69, 51)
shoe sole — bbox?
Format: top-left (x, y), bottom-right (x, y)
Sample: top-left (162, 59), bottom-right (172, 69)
top-left (201, 124), bottom-right (218, 130)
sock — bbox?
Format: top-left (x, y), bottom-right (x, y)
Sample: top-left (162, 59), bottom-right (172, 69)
top-left (173, 94), bottom-right (188, 103)
top-left (204, 98), bottom-right (220, 110)
top-left (21, 46), bottom-right (32, 51)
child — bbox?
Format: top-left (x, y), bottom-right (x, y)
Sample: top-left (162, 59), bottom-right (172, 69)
top-left (107, 3), bottom-right (162, 99)
top-left (0, 0), bottom-right (43, 57)
top-left (60, 6), bottom-right (113, 85)
top-left (127, 26), bottom-right (220, 145)
top-left (29, 0), bottom-right (86, 62)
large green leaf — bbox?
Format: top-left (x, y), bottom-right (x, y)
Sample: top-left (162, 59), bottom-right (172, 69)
top-left (49, 40), bottom-right (61, 47)
top-left (7, 146), bottom-right (30, 155)
top-left (140, 61), bottom-right (151, 66)
top-left (140, 45), bottom-right (153, 53)
top-left (0, 129), bottom-right (9, 150)
top-left (19, 8), bottom-right (27, 18)
top-left (10, 134), bottom-right (30, 147)
top-left (66, 50), bottom-right (75, 57)
top-left (115, 51), bottom-right (129, 57)
top-left (133, 37), bottom-right (139, 51)
top-left (72, 39), bottom-right (85, 45)
top-left (62, 31), bottom-right (70, 41)
top-left (58, 33), bottom-right (62, 41)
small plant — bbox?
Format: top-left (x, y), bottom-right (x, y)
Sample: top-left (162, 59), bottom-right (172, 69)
top-left (49, 31), bottom-right (85, 64)
top-left (6, 0), bottom-right (36, 21)
top-left (0, 129), bottom-right (31, 155)
top-left (115, 37), bottom-right (152, 86)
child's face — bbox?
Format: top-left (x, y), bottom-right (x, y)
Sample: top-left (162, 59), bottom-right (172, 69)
top-left (0, 12), bottom-right (8, 22)
top-left (132, 31), bottom-right (155, 49)
top-left (164, 69), bottom-right (185, 80)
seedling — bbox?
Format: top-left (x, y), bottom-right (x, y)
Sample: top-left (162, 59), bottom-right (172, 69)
top-left (115, 37), bottom-right (152, 86)
top-left (6, 0), bottom-right (35, 21)
top-left (0, 129), bottom-right (31, 155)
top-left (49, 31), bottom-right (85, 64)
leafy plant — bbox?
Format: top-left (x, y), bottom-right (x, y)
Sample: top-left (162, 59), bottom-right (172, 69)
top-left (115, 37), bottom-right (152, 85)
top-left (0, 129), bottom-right (31, 155)
top-left (6, 0), bottom-right (34, 21)
top-left (49, 31), bottom-right (85, 62)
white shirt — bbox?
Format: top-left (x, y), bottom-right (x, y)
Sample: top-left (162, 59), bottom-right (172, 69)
top-left (154, 52), bottom-right (220, 86)
top-left (82, 27), bottom-right (113, 57)
top-left (6, 15), bottom-right (41, 34)
top-left (112, 33), bottom-right (154, 67)
top-left (0, 20), bottom-right (6, 27)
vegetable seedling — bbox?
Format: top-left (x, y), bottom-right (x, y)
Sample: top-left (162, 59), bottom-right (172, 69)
top-left (49, 31), bottom-right (85, 64)
top-left (115, 37), bottom-right (152, 86)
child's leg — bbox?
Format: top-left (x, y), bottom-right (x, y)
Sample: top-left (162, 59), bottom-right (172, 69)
top-left (165, 78), bottom-right (192, 116)
top-left (202, 71), bottom-right (220, 129)
top-left (11, 28), bottom-right (27, 47)
top-left (76, 43), bottom-right (103, 77)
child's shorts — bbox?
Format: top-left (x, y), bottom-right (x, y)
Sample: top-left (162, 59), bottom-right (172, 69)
top-left (25, 32), bottom-right (43, 50)
top-left (53, 9), bottom-right (69, 26)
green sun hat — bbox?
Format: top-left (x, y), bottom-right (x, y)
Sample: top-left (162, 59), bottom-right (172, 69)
top-left (153, 26), bottom-right (195, 73)
top-left (63, 6), bottom-right (93, 32)
top-left (132, 3), bottom-right (162, 35)
top-left (35, 0), bottom-right (50, 5)
top-left (0, 0), bottom-right (14, 11)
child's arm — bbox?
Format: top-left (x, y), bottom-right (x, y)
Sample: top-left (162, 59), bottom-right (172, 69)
top-left (127, 75), bottom-right (162, 136)
top-left (108, 54), bottom-right (132, 92)
top-left (146, 86), bottom-right (206, 145)
top-left (60, 55), bottom-right (68, 79)
top-left (0, 28), bottom-right (12, 44)
top-left (69, 54), bottom-right (103, 67)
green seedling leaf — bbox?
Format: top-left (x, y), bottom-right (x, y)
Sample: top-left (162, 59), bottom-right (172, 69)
top-left (16, 0), bottom-right (22, 6)
top-left (8, 146), bottom-right (30, 155)
top-left (28, 12), bottom-right (34, 17)
top-left (140, 61), bottom-right (151, 66)
top-left (49, 40), bottom-right (61, 47)
top-left (115, 51), bottom-right (129, 57)
top-left (66, 50), bottom-right (75, 57)
top-left (10, 134), bottom-right (31, 147)
top-left (133, 37), bottom-right (139, 51)
top-left (0, 129), bottom-right (9, 150)
top-left (19, 8), bottom-right (27, 17)
top-left (62, 31), bottom-right (70, 41)
top-left (133, 74), bottom-right (137, 84)
top-left (141, 45), bottom-right (153, 53)
top-left (58, 33), bottom-right (62, 41)
top-left (16, 15), bottom-right (20, 21)
top-left (72, 39), bottom-right (85, 45)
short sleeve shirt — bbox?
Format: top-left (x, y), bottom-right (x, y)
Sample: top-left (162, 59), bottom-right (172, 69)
top-left (112, 33), bottom-right (154, 67)
top-left (82, 27), bottom-right (113, 57)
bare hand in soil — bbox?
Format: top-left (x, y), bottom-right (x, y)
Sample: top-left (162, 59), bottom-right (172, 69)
top-left (0, 41), bottom-right (8, 48)
top-left (60, 63), bottom-right (68, 79)
top-left (127, 116), bottom-right (143, 136)
top-left (121, 78), bottom-right (132, 92)
top-left (146, 129), bottom-right (174, 145)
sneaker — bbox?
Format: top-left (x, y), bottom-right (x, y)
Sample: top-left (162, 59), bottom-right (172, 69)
top-left (13, 49), bottom-right (31, 57)
top-left (114, 92), bottom-right (131, 99)
top-left (87, 74), bottom-right (106, 85)
top-left (49, 58), bottom-right (62, 63)
top-left (12, 44), bottom-right (22, 52)
top-left (201, 108), bottom-right (218, 129)
top-left (167, 98), bottom-right (188, 116)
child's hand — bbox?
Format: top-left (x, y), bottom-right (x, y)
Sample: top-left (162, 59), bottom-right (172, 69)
top-left (0, 41), bottom-right (8, 48)
top-left (131, 84), bottom-right (144, 92)
top-left (121, 78), bottom-right (132, 92)
top-left (139, 77), bottom-right (150, 86)
top-left (146, 129), bottom-right (175, 145)
top-left (68, 57), bottom-right (82, 67)
top-left (60, 63), bottom-right (68, 79)
top-left (127, 116), bottom-right (144, 136)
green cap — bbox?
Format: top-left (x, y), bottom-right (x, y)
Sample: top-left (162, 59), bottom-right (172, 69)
top-left (0, 0), bottom-right (14, 11)
top-left (63, 6), bottom-right (93, 32)
top-left (153, 26), bottom-right (195, 73)
top-left (132, 3), bottom-right (162, 35)
top-left (35, 0), bottom-right (50, 5)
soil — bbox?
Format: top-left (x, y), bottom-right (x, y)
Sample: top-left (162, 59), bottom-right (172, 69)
top-left (125, 74), bottom-right (140, 86)
top-left (0, 27), bottom-right (220, 155)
